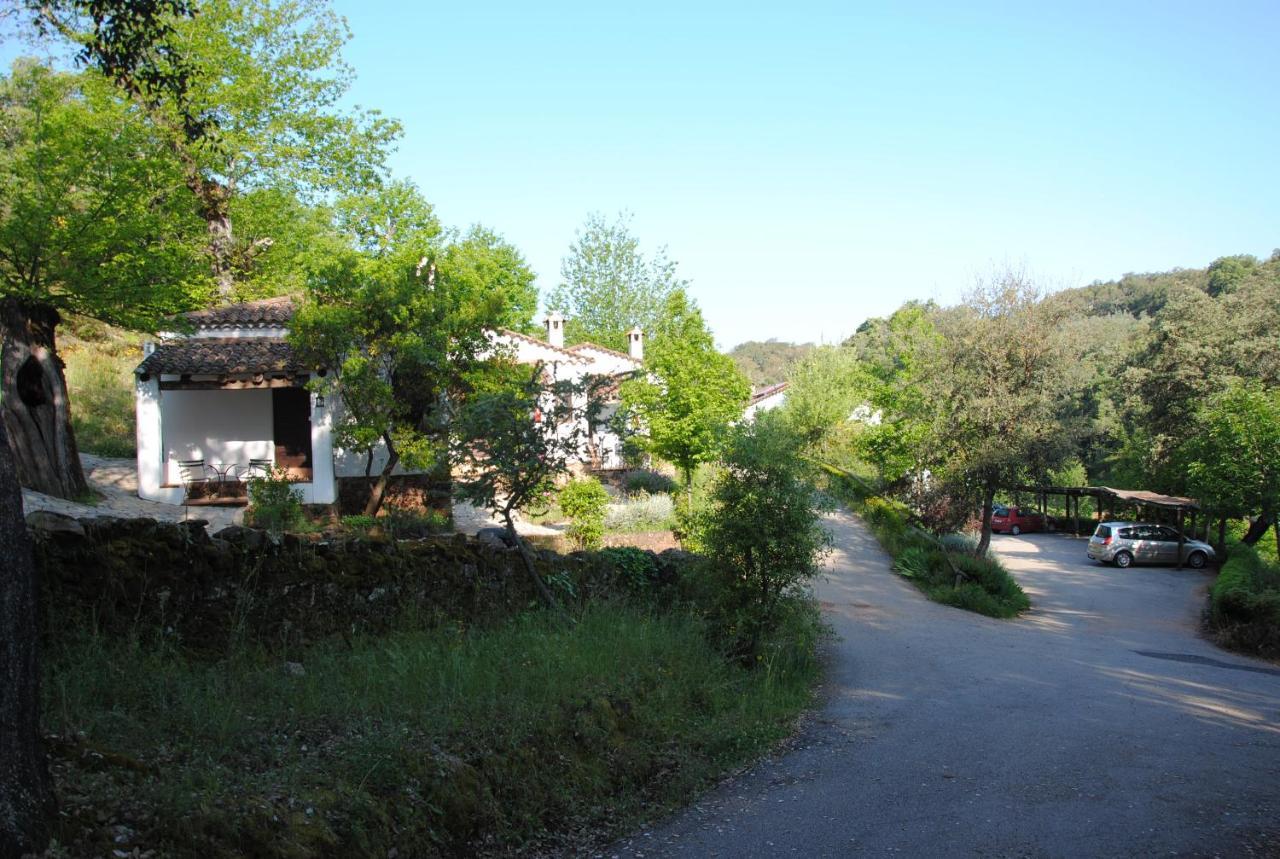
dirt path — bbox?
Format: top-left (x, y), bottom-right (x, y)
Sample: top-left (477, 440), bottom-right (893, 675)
top-left (609, 510), bottom-right (1280, 858)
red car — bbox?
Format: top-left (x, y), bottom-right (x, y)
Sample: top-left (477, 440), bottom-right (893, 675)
top-left (991, 505), bottom-right (1046, 535)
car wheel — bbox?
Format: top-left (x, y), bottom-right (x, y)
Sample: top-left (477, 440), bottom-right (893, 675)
top-left (1187, 551), bottom-right (1207, 570)
top-left (1114, 551), bottom-right (1133, 569)
top-left (1011, 525), bottom-right (1021, 536)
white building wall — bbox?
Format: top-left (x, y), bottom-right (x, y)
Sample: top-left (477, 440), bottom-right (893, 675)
top-left (161, 389), bottom-right (275, 483)
top-left (744, 389), bottom-right (787, 421)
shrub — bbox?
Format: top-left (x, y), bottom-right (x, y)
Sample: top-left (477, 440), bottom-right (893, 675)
top-left (1210, 541), bottom-right (1280, 657)
top-left (560, 477), bottom-right (610, 550)
top-left (625, 469), bottom-right (677, 495)
top-left (245, 467), bottom-right (305, 534)
top-left (893, 546), bottom-right (932, 579)
top-left (599, 546), bottom-right (662, 592)
top-left (701, 414), bottom-right (831, 658)
top-left (341, 514), bottom-right (376, 532)
top-left (605, 492), bottom-right (676, 532)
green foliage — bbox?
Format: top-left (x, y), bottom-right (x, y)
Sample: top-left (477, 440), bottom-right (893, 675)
top-left (451, 368), bottom-right (590, 534)
top-left (599, 546), bottom-right (662, 592)
top-left (1181, 385), bottom-right (1280, 522)
top-left (43, 602), bottom-right (818, 857)
top-left (700, 414), bottom-right (831, 657)
top-left (780, 345), bottom-right (870, 448)
top-left (1209, 541), bottom-right (1280, 657)
top-left (605, 492), bottom-right (676, 532)
top-left (728, 339), bottom-right (814, 387)
top-left (624, 469), bottom-right (677, 495)
top-left (0, 61), bottom-right (209, 324)
top-left (559, 477), bottom-right (610, 550)
top-left (546, 211), bottom-right (686, 351)
top-left (620, 290), bottom-right (751, 487)
top-left (245, 466), bottom-right (305, 534)
top-left (339, 513), bottom-right (375, 532)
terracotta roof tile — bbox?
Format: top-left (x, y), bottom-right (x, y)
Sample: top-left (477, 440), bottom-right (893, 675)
top-left (566, 342), bottom-right (641, 364)
top-left (183, 296), bottom-right (296, 329)
top-left (749, 382), bottom-right (788, 405)
top-left (136, 338), bottom-right (305, 376)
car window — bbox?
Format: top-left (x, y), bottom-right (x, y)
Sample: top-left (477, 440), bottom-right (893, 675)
top-left (1095, 525), bottom-right (1111, 539)
top-left (1156, 526), bottom-right (1179, 541)
top-left (993, 505), bottom-right (1009, 517)
top-left (1119, 528), bottom-right (1135, 539)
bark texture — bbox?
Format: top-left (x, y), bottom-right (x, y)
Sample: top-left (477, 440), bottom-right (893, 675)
top-left (1241, 514), bottom-right (1274, 546)
top-left (0, 299), bottom-right (88, 499)
top-left (0, 420), bottom-right (54, 858)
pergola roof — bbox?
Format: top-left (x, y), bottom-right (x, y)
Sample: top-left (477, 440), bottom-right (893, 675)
top-left (136, 338), bottom-right (306, 377)
top-left (1011, 484), bottom-right (1199, 512)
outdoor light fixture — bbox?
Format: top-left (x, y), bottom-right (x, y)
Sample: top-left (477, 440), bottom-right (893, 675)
top-left (315, 394), bottom-right (325, 409)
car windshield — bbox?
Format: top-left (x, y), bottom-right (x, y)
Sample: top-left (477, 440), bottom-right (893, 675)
top-left (993, 505), bottom-right (1010, 517)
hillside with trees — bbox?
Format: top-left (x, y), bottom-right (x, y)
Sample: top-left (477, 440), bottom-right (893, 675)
top-left (729, 339), bottom-right (814, 387)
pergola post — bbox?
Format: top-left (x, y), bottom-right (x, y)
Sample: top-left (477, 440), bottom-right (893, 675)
top-left (1176, 508), bottom-right (1186, 569)
top-left (1073, 493), bottom-right (1080, 536)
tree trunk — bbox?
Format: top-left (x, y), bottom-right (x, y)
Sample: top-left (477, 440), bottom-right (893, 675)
top-left (362, 443), bottom-right (400, 517)
top-left (502, 510), bottom-right (560, 611)
top-left (0, 299), bottom-right (88, 499)
top-left (0, 420), bottom-right (55, 858)
top-left (1241, 514), bottom-right (1274, 546)
top-left (974, 485), bottom-right (996, 557)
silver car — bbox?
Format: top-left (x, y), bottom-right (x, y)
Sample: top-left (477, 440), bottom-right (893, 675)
top-left (1087, 521), bottom-right (1214, 569)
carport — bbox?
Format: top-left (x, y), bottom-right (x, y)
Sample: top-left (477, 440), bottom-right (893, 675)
top-left (1007, 484), bottom-right (1207, 568)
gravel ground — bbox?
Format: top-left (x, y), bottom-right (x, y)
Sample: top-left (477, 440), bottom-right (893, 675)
top-left (608, 511), bottom-right (1280, 858)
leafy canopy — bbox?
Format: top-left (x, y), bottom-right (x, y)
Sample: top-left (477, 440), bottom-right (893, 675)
top-left (620, 290), bottom-right (751, 484)
top-left (547, 211), bottom-right (686, 351)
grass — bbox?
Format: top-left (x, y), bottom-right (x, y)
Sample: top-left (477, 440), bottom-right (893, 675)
top-left (43, 599), bottom-right (821, 857)
top-left (820, 462), bottom-right (1030, 619)
top-left (60, 318), bottom-right (142, 459)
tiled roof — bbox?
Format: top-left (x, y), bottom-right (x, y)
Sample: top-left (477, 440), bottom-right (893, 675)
top-left (566, 342), bottom-right (641, 364)
top-left (749, 382), bottom-right (788, 405)
top-left (497, 328), bottom-right (590, 362)
top-left (183, 296), bottom-right (296, 329)
top-left (136, 338), bottom-right (306, 376)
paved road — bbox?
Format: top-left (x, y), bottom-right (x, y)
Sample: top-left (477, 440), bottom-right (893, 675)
top-left (610, 511), bottom-right (1280, 858)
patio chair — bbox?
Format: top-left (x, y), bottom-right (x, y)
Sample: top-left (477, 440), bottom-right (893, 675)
top-left (177, 458), bottom-right (218, 501)
top-left (234, 458), bottom-right (275, 482)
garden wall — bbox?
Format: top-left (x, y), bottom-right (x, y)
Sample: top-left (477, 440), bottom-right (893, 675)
top-left (30, 512), bottom-right (691, 652)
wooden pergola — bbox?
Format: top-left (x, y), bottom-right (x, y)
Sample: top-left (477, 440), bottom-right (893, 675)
top-left (1007, 484), bottom-right (1209, 568)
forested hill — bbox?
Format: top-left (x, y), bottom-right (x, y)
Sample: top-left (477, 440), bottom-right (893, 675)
top-left (729, 340), bottom-right (814, 387)
top-left (1045, 251), bottom-right (1280, 319)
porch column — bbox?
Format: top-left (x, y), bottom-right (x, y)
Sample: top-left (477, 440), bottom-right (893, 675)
top-left (307, 392), bottom-right (336, 505)
top-left (135, 374), bottom-right (166, 501)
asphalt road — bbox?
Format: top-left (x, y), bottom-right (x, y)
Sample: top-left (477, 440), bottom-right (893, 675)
top-left (608, 511), bottom-right (1280, 858)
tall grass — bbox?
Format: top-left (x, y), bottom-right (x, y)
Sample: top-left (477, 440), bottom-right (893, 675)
top-left (61, 323), bottom-right (142, 458)
top-left (45, 601), bottom-right (821, 857)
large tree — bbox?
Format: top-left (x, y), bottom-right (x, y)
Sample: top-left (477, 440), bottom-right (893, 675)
top-left (291, 183), bottom-right (535, 516)
top-left (546, 211), bottom-right (686, 351)
top-left (0, 61), bottom-right (206, 496)
top-left (919, 269), bottom-right (1082, 557)
top-left (620, 290), bottom-right (750, 496)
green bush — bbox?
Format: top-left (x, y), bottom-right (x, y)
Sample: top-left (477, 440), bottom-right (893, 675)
top-left (1210, 541), bottom-right (1280, 657)
top-left (599, 546), bottom-right (662, 592)
top-left (560, 477), bottom-right (610, 550)
top-left (625, 469), bottom-right (678, 495)
top-left (245, 467), bottom-right (305, 534)
top-left (605, 491), bottom-right (676, 532)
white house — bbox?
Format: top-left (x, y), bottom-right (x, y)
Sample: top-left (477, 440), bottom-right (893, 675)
top-left (744, 382), bottom-right (788, 421)
top-left (489, 312), bottom-right (644, 471)
top-left (134, 297), bottom-right (341, 505)
top-left (134, 300), bottom-right (645, 506)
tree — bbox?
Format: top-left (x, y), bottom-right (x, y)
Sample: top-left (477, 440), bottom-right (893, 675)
top-left (728, 339), bottom-right (814, 387)
top-left (779, 345), bottom-right (869, 447)
top-left (452, 365), bottom-right (589, 607)
top-left (620, 290), bottom-right (751, 498)
top-left (0, 419), bottom-right (53, 859)
top-left (700, 412), bottom-right (830, 658)
top-left (1182, 385), bottom-right (1280, 551)
top-left (0, 62), bottom-right (207, 496)
top-left (291, 183), bottom-right (532, 515)
top-left (546, 211), bottom-right (686, 351)
top-left (919, 269), bottom-right (1081, 557)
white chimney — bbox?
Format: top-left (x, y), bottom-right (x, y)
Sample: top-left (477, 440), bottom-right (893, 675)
top-left (544, 311), bottom-right (565, 348)
top-left (627, 326), bottom-right (644, 361)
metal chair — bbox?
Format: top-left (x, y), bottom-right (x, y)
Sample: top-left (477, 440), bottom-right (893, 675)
top-left (235, 458), bottom-right (275, 482)
top-left (177, 458), bottom-right (217, 500)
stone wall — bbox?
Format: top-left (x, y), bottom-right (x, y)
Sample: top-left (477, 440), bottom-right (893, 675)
top-left (30, 512), bottom-right (691, 653)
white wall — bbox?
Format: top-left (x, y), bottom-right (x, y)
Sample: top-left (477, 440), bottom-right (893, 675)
top-left (161, 389), bottom-right (274, 483)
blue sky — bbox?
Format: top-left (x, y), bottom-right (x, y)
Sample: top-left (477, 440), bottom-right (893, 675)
top-left (328, 0), bottom-right (1278, 347)
top-left (5, 2), bottom-right (1277, 347)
